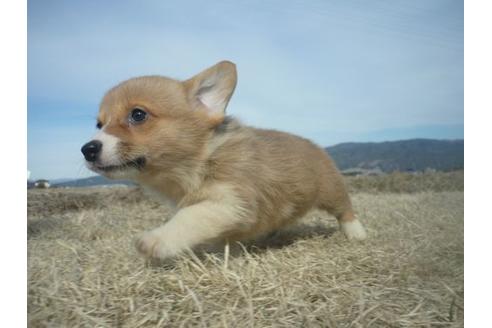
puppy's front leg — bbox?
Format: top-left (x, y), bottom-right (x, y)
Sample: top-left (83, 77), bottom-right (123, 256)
top-left (136, 199), bottom-right (249, 260)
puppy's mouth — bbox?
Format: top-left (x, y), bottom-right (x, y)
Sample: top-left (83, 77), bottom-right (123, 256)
top-left (92, 157), bottom-right (146, 172)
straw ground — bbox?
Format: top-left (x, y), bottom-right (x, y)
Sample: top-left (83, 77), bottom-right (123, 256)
top-left (28, 172), bottom-right (464, 327)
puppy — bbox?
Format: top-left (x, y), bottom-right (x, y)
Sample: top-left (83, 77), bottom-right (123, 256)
top-left (81, 61), bottom-right (367, 260)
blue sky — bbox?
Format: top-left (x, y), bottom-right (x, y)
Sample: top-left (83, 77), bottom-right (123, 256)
top-left (28, 0), bottom-right (463, 180)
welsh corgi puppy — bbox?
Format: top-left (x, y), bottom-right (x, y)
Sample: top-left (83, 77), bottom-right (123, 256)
top-left (81, 61), bottom-right (367, 260)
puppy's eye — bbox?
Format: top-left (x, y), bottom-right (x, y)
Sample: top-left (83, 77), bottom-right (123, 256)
top-left (129, 108), bottom-right (148, 124)
top-left (96, 121), bottom-right (102, 129)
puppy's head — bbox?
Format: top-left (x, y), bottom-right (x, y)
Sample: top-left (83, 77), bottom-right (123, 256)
top-left (81, 61), bottom-right (237, 180)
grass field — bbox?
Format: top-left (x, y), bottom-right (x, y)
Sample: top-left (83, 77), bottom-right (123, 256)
top-left (27, 172), bottom-right (464, 327)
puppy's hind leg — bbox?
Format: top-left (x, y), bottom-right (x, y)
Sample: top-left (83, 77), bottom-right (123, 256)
top-left (337, 209), bottom-right (367, 241)
top-left (318, 192), bottom-right (367, 240)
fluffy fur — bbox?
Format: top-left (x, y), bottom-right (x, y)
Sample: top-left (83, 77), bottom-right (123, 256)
top-left (83, 61), bottom-right (367, 260)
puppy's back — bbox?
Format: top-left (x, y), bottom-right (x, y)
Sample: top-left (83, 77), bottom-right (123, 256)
top-left (206, 119), bottom-right (350, 235)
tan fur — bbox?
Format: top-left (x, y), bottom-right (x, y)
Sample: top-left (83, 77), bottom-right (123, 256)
top-left (85, 60), bottom-right (367, 260)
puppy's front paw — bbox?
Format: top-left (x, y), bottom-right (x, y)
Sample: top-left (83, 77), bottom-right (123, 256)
top-left (135, 230), bottom-right (173, 259)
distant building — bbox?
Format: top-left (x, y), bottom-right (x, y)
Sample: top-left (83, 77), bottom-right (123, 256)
top-left (34, 179), bottom-right (50, 188)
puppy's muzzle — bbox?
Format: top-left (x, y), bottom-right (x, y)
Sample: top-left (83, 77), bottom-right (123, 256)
top-left (81, 140), bottom-right (102, 162)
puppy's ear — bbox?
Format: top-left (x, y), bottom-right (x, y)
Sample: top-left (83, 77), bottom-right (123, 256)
top-left (183, 61), bottom-right (237, 125)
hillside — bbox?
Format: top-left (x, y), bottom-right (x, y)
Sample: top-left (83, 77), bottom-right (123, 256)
top-left (326, 138), bottom-right (463, 172)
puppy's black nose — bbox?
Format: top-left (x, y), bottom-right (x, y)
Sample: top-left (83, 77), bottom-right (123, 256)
top-left (81, 140), bottom-right (102, 162)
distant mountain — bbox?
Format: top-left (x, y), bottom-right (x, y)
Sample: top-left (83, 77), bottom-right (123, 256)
top-left (53, 176), bottom-right (134, 188)
top-left (326, 139), bottom-right (463, 172)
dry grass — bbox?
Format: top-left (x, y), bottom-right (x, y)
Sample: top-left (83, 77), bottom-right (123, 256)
top-left (28, 174), bottom-right (464, 327)
top-left (345, 170), bottom-right (464, 194)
